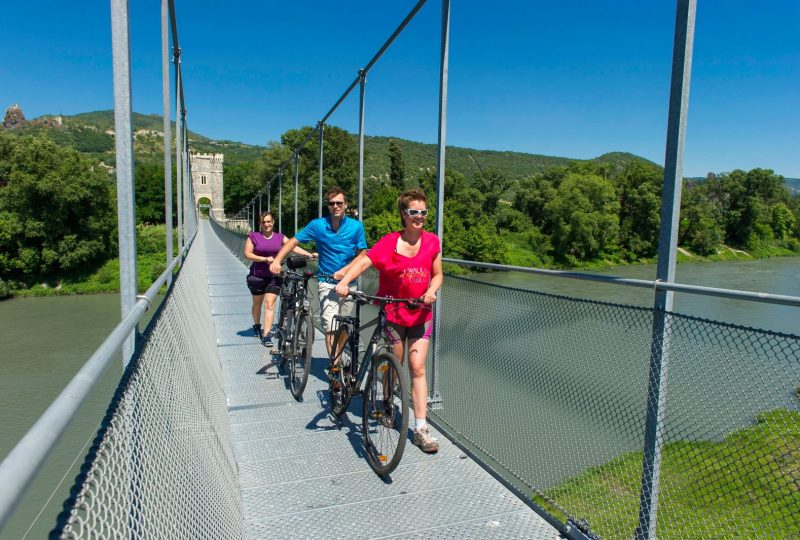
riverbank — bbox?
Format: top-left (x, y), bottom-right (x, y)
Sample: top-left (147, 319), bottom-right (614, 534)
top-left (536, 403), bottom-right (800, 539)
top-left (3, 223), bottom-right (178, 299)
top-left (444, 241), bottom-right (799, 275)
top-left (8, 253), bottom-right (169, 298)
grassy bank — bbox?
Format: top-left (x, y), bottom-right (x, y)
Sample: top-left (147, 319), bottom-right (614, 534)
top-left (535, 407), bottom-right (800, 539)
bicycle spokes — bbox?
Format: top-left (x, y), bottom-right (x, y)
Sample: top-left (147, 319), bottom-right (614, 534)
top-left (362, 352), bottom-right (409, 476)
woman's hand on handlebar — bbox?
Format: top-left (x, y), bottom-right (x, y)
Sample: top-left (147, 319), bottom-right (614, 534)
top-left (421, 291), bottom-right (437, 304)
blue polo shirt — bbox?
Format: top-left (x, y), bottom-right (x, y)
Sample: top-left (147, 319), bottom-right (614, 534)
top-left (295, 216), bottom-right (368, 280)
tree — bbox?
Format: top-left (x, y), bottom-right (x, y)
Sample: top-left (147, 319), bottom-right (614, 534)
top-left (473, 168), bottom-right (512, 215)
top-left (614, 161), bottom-right (663, 259)
top-left (545, 172), bottom-right (620, 261)
top-left (513, 174), bottom-right (557, 229)
top-left (0, 133), bottom-right (116, 281)
top-left (679, 187), bottom-right (724, 255)
top-left (134, 162), bottom-right (176, 225)
top-left (224, 161), bottom-right (261, 215)
top-left (388, 139), bottom-right (405, 191)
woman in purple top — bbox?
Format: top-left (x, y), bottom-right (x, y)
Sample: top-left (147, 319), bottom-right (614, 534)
top-left (245, 211), bottom-right (314, 343)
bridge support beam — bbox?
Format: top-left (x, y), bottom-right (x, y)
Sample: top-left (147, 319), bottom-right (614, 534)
top-left (636, 1), bottom-right (696, 538)
top-left (318, 122), bottom-right (324, 218)
top-left (111, 0), bottom-right (138, 366)
top-left (429, 0), bottom-right (450, 410)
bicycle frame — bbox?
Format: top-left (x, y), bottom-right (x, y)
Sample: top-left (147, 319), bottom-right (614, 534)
top-left (345, 302), bottom-right (392, 395)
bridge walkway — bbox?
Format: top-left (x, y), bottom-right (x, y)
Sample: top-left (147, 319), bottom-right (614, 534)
top-left (200, 221), bottom-right (560, 539)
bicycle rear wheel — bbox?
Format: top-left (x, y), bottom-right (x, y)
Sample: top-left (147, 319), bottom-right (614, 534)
top-left (289, 312), bottom-right (314, 400)
top-left (362, 351), bottom-right (409, 476)
top-left (328, 322), bottom-right (352, 417)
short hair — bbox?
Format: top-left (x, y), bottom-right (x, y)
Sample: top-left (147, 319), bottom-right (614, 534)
top-left (397, 188), bottom-right (428, 226)
top-left (325, 186), bottom-right (347, 204)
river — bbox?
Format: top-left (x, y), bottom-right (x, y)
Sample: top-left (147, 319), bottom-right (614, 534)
top-left (477, 256), bottom-right (800, 335)
top-left (0, 257), bottom-right (798, 538)
top-left (0, 294), bottom-right (159, 540)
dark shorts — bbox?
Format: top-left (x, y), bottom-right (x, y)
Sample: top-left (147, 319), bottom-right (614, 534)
top-left (246, 274), bottom-right (282, 296)
top-left (383, 320), bottom-right (433, 344)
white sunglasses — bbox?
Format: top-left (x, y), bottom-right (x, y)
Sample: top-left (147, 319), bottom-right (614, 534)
top-left (404, 209), bottom-right (428, 217)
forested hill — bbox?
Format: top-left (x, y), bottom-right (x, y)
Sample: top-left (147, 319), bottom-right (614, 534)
top-left (363, 137), bottom-right (654, 182)
top-left (6, 109), bottom-right (653, 182)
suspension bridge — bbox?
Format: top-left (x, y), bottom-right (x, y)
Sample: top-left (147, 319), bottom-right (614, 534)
top-left (1, 1), bottom-right (799, 539)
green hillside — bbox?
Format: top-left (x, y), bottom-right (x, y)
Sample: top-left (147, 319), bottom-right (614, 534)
top-left (362, 136), bottom-right (655, 182)
top-left (10, 110), bottom-right (264, 166)
top-left (5, 110), bottom-right (654, 180)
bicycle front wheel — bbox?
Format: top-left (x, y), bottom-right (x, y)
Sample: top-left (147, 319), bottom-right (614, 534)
top-left (362, 351), bottom-right (409, 476)
top-left (289, 312), bottom-right (314, 400)
top-left (275, 309), bottom-right (294, 369)
top-left (329, 322), bottom-right (352, 417)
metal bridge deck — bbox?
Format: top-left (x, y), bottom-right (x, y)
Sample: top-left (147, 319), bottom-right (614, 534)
top-left (201, 223), bottom-right (561, 539)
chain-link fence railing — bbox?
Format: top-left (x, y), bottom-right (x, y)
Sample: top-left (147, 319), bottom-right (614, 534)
top-left (52, 226), bottom-right (245, 539)
top-left (431, 274), bottom-right (800, 540)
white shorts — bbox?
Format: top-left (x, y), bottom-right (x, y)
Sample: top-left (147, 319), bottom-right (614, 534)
top-left (318, 281), bottom-right (355, 333)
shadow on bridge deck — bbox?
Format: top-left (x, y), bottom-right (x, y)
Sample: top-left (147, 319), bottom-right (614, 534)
top-left (200, 222), bottom-right (560, 539)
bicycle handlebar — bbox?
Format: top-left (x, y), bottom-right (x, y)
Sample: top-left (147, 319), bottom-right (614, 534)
top-left (347, 290), bottom-right (427, 308)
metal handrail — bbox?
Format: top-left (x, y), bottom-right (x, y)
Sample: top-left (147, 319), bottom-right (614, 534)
top-left (0, 232), bottom-right (196, 530)
top-left (443, 258), bottom-right (800, 308)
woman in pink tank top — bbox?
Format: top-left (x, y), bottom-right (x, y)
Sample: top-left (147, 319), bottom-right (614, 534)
top-left (334, 189), bottom-right (443, 453)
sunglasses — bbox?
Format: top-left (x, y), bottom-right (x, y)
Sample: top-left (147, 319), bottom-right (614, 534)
top-left (404, 208), bottom-right (428, 217)
top-left (327, 200), bottom-right (345, 207)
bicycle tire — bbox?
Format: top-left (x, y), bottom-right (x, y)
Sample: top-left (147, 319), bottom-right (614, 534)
top-left (275, 308), bottom-right (294, 369)
top-left (362, 351), bottom-right (409, 476)
top-left (329, 323), bottom-right (352, 417)
top-left (289, 312), bottom-right (314, 400)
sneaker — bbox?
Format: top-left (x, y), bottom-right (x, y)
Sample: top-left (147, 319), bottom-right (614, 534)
top-left (262, 332), bottom-right (274, 347)
top-left (412, 425), bottom-right (439, 454)
top-left (252, 324), bottom-right (262, 339)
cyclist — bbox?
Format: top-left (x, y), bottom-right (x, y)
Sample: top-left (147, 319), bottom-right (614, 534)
top-left (334, 188), bottom-right (443, 453)
top-left (270, 187), bottom-right (368, 355)
top-left (245, 211), bottom-right (315, 343)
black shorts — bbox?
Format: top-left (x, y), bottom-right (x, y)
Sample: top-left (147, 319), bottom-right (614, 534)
top-left (246, 274), bottom-right (282, 296)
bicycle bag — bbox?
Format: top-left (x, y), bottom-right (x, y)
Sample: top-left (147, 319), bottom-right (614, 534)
top-left (287, 255), bottom-right (307, 270)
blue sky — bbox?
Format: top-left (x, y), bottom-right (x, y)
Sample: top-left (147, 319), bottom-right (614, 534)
top-left (1, 1), bottom-right (798, 178)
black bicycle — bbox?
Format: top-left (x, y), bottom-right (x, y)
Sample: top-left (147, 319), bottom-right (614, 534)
top-left (329, 290), bottom-right (425, 476)
top-left (274, 255), bottom-right (315, 400)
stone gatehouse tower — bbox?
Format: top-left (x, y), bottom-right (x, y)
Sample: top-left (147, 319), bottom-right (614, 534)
top-left (190, 152), bottom-right (224, 220)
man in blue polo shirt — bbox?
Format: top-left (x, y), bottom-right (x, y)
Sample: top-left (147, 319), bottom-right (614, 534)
top-left (270, 186), bottom-right (368, 355)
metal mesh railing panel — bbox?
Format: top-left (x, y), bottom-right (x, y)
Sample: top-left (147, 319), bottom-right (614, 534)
top-left (432, 275), bottom-right (654, 537)
top-left (431, 274), bottom-right (800, 540)
top-left (210, 216), bottom-right (248, 266)
top-left (638, 313), bottom-right (800, 540)
top-left (53, 231), bottom-right (246, 539)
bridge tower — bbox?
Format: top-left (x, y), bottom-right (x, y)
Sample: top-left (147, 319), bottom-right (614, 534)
top-left (190, 152), bottom-right (225, 220)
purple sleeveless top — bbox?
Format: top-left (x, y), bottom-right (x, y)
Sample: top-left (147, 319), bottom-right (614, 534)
top-left (248, 231), bottom-right (284, 278)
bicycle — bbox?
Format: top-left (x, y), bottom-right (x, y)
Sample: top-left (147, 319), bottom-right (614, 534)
top-left (273, 255), bottom-right (315, 400)
top-left (328, 290), bottom-right (426, 476)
